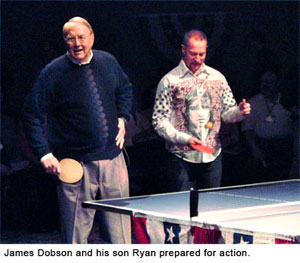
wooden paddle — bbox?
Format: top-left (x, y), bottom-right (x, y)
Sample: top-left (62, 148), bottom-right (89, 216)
top-left (58, 158), bottom-right (83, 183)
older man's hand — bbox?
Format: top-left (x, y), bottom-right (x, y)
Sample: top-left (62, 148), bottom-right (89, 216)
top-left (115, 118), bottom-right (126, 149)
top-left (42, 156), bottom-right (61, 176)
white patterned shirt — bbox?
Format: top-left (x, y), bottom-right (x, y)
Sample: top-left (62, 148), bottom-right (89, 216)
top-left (152, 60), bottom-right (243, 163)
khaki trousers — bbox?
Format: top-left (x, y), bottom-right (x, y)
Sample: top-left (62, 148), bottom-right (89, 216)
top-left (57, 152), bottom-right (131, 244)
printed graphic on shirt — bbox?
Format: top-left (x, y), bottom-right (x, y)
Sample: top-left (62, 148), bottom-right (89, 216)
top-left (169, 78), bottom-right (222, 151)
top-left (152, 62), bottom-right (240, 163)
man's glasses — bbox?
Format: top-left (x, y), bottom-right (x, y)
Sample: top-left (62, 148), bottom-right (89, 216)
top-left (65, 34), bottom-right (90, 44)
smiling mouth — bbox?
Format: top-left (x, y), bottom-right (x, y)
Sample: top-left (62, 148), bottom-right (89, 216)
top-left (73, 49), bottom-right (83, 54)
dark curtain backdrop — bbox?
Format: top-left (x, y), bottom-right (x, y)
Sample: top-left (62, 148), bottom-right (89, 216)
top-left (1, 0), bottom-right (299, 115)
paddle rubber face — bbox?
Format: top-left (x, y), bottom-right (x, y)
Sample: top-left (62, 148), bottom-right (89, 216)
top-left (190, 144), bottom-right (215, 154)
top-left (58, 158), bottom-right (83, 183)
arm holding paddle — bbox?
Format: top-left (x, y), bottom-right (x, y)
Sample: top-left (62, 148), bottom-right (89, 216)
top-left (39, 116), bottom-right (127, 176)
top-left (188, 137), bottom-right (215, 154)
top-left (40, 117), bottom-right (127, 177)
top-left (188, 136), bottom-right (202, 146)
top-left (41, 154), bottom-right (61, 175)
top-left (41, 154), bottom-right (84, 183)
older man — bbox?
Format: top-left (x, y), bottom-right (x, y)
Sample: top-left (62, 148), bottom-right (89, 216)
top-left (153, 29), bottom-right (250, 191)
top-left (23, 17), bottom-right (132, 243)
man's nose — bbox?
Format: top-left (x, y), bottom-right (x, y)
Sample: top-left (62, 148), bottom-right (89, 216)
top-left (194, 55), bottom-right (201, 62)
top-left (74, 37), bottom-right (81, 46)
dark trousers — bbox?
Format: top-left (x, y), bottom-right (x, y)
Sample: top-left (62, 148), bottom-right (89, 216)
top-left (161, 153), bottom-right (222, 192)
top-left (245, 137), bottom-right (293, 184)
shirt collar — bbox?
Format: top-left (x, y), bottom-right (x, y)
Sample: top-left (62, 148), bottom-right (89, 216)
top-left (66, 50), bottom-right (94, 66)
top-left (179, 59), bottom-right (208, 78)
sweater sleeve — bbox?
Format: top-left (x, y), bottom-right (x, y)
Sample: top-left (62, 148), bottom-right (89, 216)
top-left (114, 59), bottom-right (133, 122)
top-left (22, 69), bottom-right (52, 159)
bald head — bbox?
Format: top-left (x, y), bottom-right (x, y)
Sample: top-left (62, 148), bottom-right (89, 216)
top-left (62, 17), bottom-right (94, 40)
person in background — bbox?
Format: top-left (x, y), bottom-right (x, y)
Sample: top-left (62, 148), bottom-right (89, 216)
top-left (152, 29), bottom-right (250, 191)
top-left (219, 122), bottom-right (245, 186)
top-left (241, 70), bottom-right (293, 183)
top-left (22, 17), bottom-right (133, 243)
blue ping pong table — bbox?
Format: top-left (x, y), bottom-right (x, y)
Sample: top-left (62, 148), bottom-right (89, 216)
top-left (83, 179), bottom-right (300, 244)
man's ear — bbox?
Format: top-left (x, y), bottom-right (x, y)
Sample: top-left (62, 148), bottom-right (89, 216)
top-left (181, 44), bottom-right (186, 55)
top-left (91, 33), bottom-right (95, 45)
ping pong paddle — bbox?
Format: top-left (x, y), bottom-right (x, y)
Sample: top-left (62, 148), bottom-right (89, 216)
top-left (58, 158), bottom-right (83, 183)
top-left (190, 144), bottom-right (215, 154)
